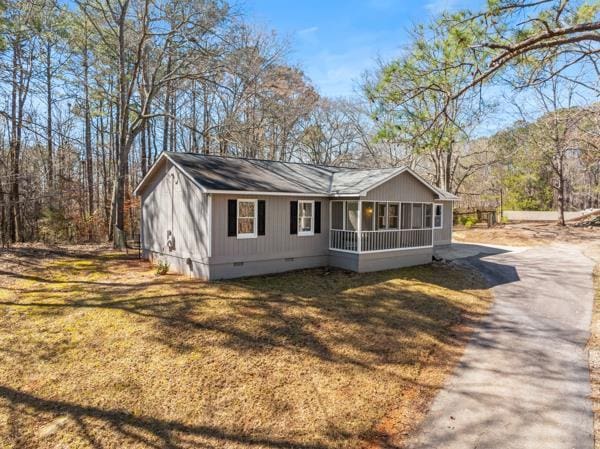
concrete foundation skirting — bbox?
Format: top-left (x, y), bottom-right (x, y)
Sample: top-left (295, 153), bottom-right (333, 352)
top-left (209, 255), bottom-right (328, 280)
top-left (145, 250), bottom-right (210, 280)
top-left (145, 247), bottom-right (433, 280)
top-left (358, 248), bottom-right (432, 272)
top-left (329, 247), bottom-right (433, 273)
top-left (328, 251), bottom-right (359, 272)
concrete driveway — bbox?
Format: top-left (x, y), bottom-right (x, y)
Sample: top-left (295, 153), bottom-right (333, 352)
top-left (409, 242), bottom-right (595, 449)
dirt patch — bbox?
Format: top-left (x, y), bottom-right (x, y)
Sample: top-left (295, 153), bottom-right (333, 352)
top-left (454, 221), bottom-right (599, 247)
top-left (0, 245), bottom-right (492, 449)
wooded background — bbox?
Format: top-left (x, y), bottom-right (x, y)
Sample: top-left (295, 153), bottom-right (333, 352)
top-left (0, 0), bottom-right (599, 245)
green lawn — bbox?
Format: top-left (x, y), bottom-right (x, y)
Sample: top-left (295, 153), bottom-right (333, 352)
top-left (0, 246), bottom-right (491, 449)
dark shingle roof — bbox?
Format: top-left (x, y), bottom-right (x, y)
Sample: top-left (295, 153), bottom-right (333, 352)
top-left (165, 152), bottom-right (329, 193)
top-left (135, 151), bottom-right (458, 200)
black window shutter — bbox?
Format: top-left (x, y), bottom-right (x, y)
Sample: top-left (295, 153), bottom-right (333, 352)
top-left (258, 200), bottom-right (266, 236)
top-left (314, 201), bottom-right (321, 233)
top-left (290, 201), bottom-right (298, 234)
top-left (227, 199), bottom-right (237, 237)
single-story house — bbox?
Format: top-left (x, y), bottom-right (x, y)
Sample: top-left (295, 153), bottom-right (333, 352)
top-left (133, 151), bottom-right (457, 280)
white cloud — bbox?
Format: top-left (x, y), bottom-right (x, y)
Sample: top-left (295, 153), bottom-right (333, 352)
top-left (298, 26), bottom-right (318, 35)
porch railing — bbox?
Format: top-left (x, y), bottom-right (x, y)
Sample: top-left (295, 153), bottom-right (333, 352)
top-left (329, 229), bottom-right (359, 252)
top-left (329, 228), bottom-right (432, 253)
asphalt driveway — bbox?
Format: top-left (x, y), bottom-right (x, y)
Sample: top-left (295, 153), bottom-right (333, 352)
top-left (409, 243), bottom-right (595, 449)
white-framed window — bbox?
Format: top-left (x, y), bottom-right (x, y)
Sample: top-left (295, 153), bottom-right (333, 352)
top-left (424, 204), bottom-right (433, 228)
top-left (237, 199), bottom-right (257, 239)
top-left (376, 202), bottom-right (387, 230)
top-left (388, 203), bottom-right (399, 229)
top-left (434, 204), bottom-right (443, 229)
top-left (361, 201), bottom-right (375, 231)
top-left (401, 203), bottom-right (412, 229)
top-left (298, 200), bottom-right (314, 236)
top-left (331, 200), bottom-right (344, 230)
top-left (412, 204), bottom-right (423, 229)
top-left (345, 201), bottom-right (359, 231)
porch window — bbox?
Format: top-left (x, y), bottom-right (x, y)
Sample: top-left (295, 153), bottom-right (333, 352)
top-left (412, 204), bottom-right (423, 228)
top-left (424, 204), bottom-right (433, 228)
top-left (376, 203), bottom-right (387, 230)
top-left (388, 203), bottom-right (399, 229)
top-left (298, 200), bottom-right (314, 236)
top-left (362, 201), bottom-right (374, 231)
top-left (237, 199), bottom-right (257, 238)
top-left (345, 201), bottom-right (359, 231)
top-left (434, 204), bottom-right (443, 228)
top-left (331, 201), bottom-right (344, 230)
top-left (401, 203), bottom-right (412, 229)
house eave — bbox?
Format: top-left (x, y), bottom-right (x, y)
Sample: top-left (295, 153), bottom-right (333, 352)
top-left (133, 152), bottom-right (208, 196)
top-left (204, 190), bottom-right (360, 198)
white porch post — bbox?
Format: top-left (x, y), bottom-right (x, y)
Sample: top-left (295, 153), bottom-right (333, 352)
top-left (431, 202), bottom-right (434, 246)
top-left (329, 199), bottom-right (332, 249)
top-left (357, 200), bottom-right (362, 253)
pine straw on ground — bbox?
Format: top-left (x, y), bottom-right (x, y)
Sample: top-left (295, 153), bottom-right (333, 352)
top-left (0, 246), bottom-right (492, 449)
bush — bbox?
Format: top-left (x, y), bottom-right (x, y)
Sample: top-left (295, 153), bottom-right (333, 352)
top-left (457, 215), bottom-right (478, 227)
top-left (464, 217), bottom-right (478, 229)
top-left (155, 260), bottom-right (170, 275)
top-left (39, 206), bottom-right (75, 243)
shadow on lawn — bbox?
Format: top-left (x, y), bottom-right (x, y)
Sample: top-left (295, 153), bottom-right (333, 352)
top-left (1, 254), bottom-right (496, 368)
top-left (0, 246), bottom-right (516, 448)
top-left (0, 385), bottom-right (329, 449)
top-left (0, 246), bottom-right (513, 369)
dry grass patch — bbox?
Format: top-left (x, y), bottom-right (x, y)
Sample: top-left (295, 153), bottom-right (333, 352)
top-left (0, 246), bottom-right (492, 449)
top-left (592, 264), bottom-right (600, 449)
top-left (454, 222), bottom-right (599, 247)
top-left (585, 240), bottom-right (600, 449)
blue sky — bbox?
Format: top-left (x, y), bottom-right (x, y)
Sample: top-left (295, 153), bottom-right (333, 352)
top-left (247, 0), bottom-right (484, 98)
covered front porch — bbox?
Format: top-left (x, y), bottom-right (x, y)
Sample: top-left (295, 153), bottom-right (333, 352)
top-left (329, 200), bottom-right (438, 253)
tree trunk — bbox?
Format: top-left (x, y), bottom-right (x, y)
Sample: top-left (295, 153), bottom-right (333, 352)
top-left (557, 152), bottom-right (566, 226)
top-left (191, 80), bottom-right (198, 153)
top-left (140, 123), bottom-right (147, 176)
top-left (162, 55), bottom-right (173, 154)
top-left (169, 90), bottom-right (176, 152)
top-left (445, 146), bottom-right (452, 192)
top-left (112, 2), bottom-right (129, 247)
top-left (46, 40), bottom-right (53, 191)
top-left (83, 35), bottom-right (94, 239)
top-left (7, 39), bottom-right (18, 243)
top-left (203, 85), bottom-right (210, 154)
top-left (9, 37), bottom-right (25, 243)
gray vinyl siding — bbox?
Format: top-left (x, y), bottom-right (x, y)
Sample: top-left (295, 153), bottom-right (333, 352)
top-left (209, 255), bottom-right (328, 280)
top-left (138, 161), bottom-right (453, 280)
top-left (141, 160), bottom-right (210, 270)
top-left (145, 250), bottom-right (210, 280)
top-left (366, 172), bottom-right (434, 202)
top-left (329, 247), bottom-right (432, 272)
top-left (210, 194), bottom-right (330, 264)
top-left (328, 251), bottom-right (359, 272)
top-left (433, 200), bottom-right (453, 246)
